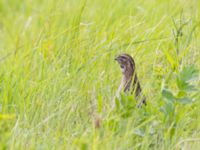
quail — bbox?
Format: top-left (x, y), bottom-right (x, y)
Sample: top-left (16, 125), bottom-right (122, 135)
top-left (115, 53), bottom-right (146, 107)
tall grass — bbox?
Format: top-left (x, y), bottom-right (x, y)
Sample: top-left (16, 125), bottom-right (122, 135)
top-left (0, 0), bottom-right (200, 149)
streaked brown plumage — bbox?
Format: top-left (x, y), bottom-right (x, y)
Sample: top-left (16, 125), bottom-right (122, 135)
top-left (115, 53), bottom-right (146, 107)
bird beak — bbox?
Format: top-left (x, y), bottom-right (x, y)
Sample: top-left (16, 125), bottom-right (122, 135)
top-left (115, 56), bottom-right (120, 61)
top-left (115, 56), bottom-right (124, 64)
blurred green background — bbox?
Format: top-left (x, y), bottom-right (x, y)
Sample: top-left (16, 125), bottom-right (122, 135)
top-left (0, 0), bottom-right (200, 149)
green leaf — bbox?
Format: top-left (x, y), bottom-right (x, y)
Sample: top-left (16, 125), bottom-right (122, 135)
top-left (121, 110), bottom-right (133, 118)
top-left (179, 65), bottom-right (198, 82)
top-left (162, 88), bottom-right (176, 102)
top-left (163, 50), bottom-right (177, 70)
top-left (176, 90), bottom-right (187, 98)
top-left (165, 102), bottom-right (175, 115)
top-left (177, 97), bottom-right (193, 104)
top-left (177, 78), bottom-right (197, 91)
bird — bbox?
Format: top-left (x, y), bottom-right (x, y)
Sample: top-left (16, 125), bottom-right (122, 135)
top-left (114, 53), bottom-right (146, 107)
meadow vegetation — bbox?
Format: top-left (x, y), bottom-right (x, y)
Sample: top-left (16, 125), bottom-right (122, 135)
top-left (0, 0), bottom-right (200, 149)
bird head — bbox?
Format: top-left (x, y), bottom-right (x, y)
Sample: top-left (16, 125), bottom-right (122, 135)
top-left (115, 53), bottom-right (135, 76)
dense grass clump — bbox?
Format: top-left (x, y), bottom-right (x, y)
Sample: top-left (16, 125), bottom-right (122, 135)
top-left (0, 0), bottom-right (200, 149)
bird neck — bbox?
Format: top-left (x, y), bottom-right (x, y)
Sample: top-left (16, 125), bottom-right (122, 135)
top-left (122, 73), bottom-right (133, 92)
top-left (116, 73), bottom-right (133, 95)
top-left (116, 68), bottom-right (135, 96)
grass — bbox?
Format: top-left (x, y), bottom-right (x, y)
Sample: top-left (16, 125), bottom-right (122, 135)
top-left (0, 0), bottom-right (200, 149)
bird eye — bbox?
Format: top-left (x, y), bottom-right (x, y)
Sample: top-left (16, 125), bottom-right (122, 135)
top-left (120, 65), bottom-right (125, 69)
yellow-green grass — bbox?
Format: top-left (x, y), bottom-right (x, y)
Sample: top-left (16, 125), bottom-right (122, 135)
top-left (0, 0), bottom-right (200, 149)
